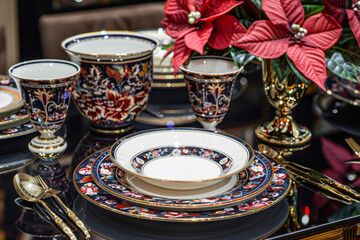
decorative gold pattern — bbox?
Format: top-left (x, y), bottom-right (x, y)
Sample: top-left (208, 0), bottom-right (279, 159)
top-left (255, 60), bottom-right (311, 147)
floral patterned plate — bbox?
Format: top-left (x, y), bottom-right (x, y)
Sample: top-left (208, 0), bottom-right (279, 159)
top-left (0, 108), bottom-right (29, 130)
top-left (0, 76), bottom-right (35, 139)
top-left (0, 85), bottom-right (23, 119)
top-left (91, 148), bottom-right (272, 211)
top-left (0, 122), bottom-right (35, 140)
top-left (110, 128), bottom-right (254, 190)
top-left (73, 147), bottom-right (290, 222)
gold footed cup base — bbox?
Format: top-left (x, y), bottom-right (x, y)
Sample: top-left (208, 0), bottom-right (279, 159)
top-left (28, 135), bottom-right (67, 161)
top-left (255, 115), bottom-right (311, 148)
top-left (89, 124), bottom-right (134, 135)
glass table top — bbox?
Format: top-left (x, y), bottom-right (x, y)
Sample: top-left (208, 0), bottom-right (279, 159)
top-left (1, 73), bottom-right (360, 240)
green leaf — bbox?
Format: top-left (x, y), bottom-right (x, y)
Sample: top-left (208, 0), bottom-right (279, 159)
top-left (327, 47), bottom-right (360, 67)
top-left (303, 5), bottom-right (324, 18)
top-left (250, 0), bottom-right (262, 11)
top-left (240, 19), bottom-right (254, 29)
top-left (230, 47), bottom-right (256, 68)
top-left (285, 54), bottom-right (311, 85)
top-left (326, 52), bottom-right (358, 82)
top-left (271, 57), bottom-right (292, 84)
top-left (161, 41), bottom-right (174, 51)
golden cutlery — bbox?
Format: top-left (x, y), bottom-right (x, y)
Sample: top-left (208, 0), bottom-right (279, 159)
top-left (34, 175), bottom-right (90, 240)
top-left (259, 144), bottom-right (360, 203)
top-left (345, 138), bottom-right (360, 157)
top-left (13, 173), bottom-right (76, 240)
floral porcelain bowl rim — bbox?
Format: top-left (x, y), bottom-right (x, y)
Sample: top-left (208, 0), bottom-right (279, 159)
top-left (180, 56), bottom-right (243, 76)
top-left (61, 30), bottom-right (160, 60)
top-left (109, 128), bottom-right (254, 187)
top-left (8, 59), bottom-right (81, 83)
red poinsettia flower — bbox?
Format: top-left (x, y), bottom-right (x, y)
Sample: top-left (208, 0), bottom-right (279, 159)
top-left (323, 0), bottom-right (360, 47)
top-left (234, 0), bottom-right (342, 90)
top-left (161, 0), bottom-right (244, 73)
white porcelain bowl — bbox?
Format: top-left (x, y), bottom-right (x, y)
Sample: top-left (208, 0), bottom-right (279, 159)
top-left (110, 128), bottom-right (254, 190)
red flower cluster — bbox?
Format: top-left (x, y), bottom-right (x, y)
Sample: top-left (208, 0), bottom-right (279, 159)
top-left (235, 0), bottom-right (343, 90)
top-left (161, 0), bottom-right (246, 73)
top-left (323, 0), bottom-right (360, 47)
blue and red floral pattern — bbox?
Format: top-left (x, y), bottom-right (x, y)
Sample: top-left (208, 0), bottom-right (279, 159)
top-left (73, 147), bottom-right (290, 222)
top-left (72, 57), bottom-right (152, 129)
top-left (22, 83), bottom-right (72, 131)
top-left (185, 80), bottom-right (235, 123)
top-left (90, 148), bottom-right (272, 210)
top-left (131, 146), bottom-right (232, 173)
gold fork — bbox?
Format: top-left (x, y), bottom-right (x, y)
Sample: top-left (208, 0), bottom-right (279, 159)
top-left (345, 138), bottom-right (360, 157)
top-left (34, 175), bottom-right (90, 239)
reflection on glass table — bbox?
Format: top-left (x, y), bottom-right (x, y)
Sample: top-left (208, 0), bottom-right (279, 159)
top-left (3, 79), bottom-right (360, 240)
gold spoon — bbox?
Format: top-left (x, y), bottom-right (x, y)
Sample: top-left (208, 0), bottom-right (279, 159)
top-left (13, 173), bottom-right (77, 240)
top-left (34, 175), bottom-right (90, 239)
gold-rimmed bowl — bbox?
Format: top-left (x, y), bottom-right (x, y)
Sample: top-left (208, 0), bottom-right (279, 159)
top-left (109, 128), bottom-right (254, 190)
top-left (61, 31), bottom-right (160, 133)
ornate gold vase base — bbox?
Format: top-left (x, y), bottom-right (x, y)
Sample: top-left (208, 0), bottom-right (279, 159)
top-left (28, 135), bottom-right (67, 160)
top-left (255, 115), bottom-right (311, 148)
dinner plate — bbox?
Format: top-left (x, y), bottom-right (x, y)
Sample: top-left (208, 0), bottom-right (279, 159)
top-left (0, 85), bottom-right (23, 119)
top-left (0, 108), bottom-right (29, 130)
top-left (73, 147), bottom-right (290, 222)
top-left (91, 148), bottom-right (273, 211)
top-left (91, 147), bottom-right (272, 211)
top-left (325, 77), bottom-right (360, 107)
top-left (118, 170), bottom-right (244, 201)
top-left (109, 128), bottom-right (254, 190)
top-left (0, 122), bottom-right (35, 140)
top-left (73, 196), bottom-right (289, 240)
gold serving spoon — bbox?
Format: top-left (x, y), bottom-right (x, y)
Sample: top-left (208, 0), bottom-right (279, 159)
top-left (13, 173), bottom-right (77, 240)
top-left (34, 175), bottom-right (90, 239)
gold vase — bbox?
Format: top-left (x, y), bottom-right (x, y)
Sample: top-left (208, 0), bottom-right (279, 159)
top-left (255, 60), bottom-right (311, 147)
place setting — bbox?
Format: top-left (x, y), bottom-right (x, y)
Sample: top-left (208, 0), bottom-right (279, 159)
top-left (71, 127), bottom-right (291, 239)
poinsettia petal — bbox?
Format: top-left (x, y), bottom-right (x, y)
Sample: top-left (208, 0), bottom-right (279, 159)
top-left (187, 0), bottom-right (203, 12)
top-left (234, 20), bottom-right (290, 59)
top-left (347, 9), bottom-right (360, 48)
top-left (184, 22), bottom-right (213, 54)
top-left (165, 9), bottom-right (189, 25)
top-left (172, 38), bottom-right (192, 74)
top-left (302, 13), bottom-right (342, 51)
top-left (201, 0), bottom-right (243, 22)
top-left (323, 0), bottom-right (347, 24)
top-left (287, 44), bottom-right (327, 90)
top-left (164, 22), bottom-right (196, 40)
top-left (262, 0), bottom-right (304, 32)
top-left (164, 0), bottom-right (188, 16)
top-left (208, 14), bottom-right (247, 50)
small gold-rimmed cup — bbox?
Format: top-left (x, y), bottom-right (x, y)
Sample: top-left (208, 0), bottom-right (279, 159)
top-left (180, 56), bottom-right (243, 131)
top-left (9, 59), bottom-right (80, 160)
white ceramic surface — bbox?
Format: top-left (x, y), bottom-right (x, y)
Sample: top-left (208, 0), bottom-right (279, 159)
top-left (62, 31), bottom-right (160, 61)
top-left (10, 61), bottom-right (79, 80)
top-left (0, 86), bottom-right (23, 119)
top-left (110, 128), bottom-right (254, 190)
top-left (186, 58), bottom-right (239, 74)
top-left (0, 90), bottom-right (14, 109)
top-left (124, 172), bottom-right (239, 200)
top-left (143, 156), bottom-right (222, 181)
